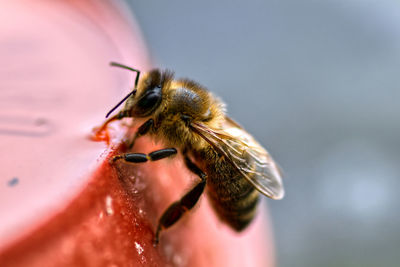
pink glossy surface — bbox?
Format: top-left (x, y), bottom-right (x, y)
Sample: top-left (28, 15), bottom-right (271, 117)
top-left (0, 0), bottom-right (150, 250)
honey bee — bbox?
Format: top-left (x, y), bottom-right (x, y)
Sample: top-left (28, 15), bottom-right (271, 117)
top-left (96, 62), bottom-right (284, 244)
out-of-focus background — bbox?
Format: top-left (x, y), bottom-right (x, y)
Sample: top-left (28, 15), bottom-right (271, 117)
top-left (127, 1), bottom-right (399, 267)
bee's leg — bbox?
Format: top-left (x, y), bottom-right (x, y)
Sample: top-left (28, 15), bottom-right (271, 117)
top-left (112, 148), bottom-right (177, 163)
top-left (154, 156), bottom-right (207, 245)
top-left (126, 118), bottom-right (154, 149)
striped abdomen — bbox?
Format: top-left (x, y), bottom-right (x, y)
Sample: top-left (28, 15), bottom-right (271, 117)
top-left (205, 158), bottom-right (260, 231)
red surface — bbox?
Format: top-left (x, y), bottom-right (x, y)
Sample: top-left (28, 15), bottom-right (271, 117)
top-left (0, 1), bottom-right (275, 266)
top-left (0, 149), bottom-right (161, 266)
top-left (0, 138), bottom-right (275, 266)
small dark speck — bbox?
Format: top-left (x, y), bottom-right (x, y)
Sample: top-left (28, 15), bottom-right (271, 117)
top-left (8, 177), bottom-right (19, 187)
top-left (35, 117), bottom-right (47, 126)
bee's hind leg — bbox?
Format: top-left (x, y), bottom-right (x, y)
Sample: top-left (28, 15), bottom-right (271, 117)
top-left (112, 147), bottom-right (207, 245)
top-left (154, 156), bottom-right (207, 245)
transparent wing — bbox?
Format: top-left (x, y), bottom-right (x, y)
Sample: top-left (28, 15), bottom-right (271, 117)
top-left (191, 118), bottom-right (284, 200)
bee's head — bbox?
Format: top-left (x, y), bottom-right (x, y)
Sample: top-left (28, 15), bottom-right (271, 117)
top-left (125, 69), bottom-right (166, 117)
top-left (105, 63), bottom-right (172, 119)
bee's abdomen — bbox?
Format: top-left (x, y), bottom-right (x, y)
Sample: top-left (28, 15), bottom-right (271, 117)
top-left (206, 168), bottom-right (260, 231)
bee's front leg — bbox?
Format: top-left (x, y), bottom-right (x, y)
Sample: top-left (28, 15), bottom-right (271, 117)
top-left (125, 118), bottom-right (154, 149)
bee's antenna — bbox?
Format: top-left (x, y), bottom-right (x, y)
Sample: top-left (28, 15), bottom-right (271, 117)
top-left (105, 62), bottom-right (141, 118)
top-left (105, 90), bottom-right (135, 118)
top-left (110, 62), bottom-right (141, 89)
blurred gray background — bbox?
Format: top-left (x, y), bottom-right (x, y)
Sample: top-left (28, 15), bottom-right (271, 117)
top-left (128, 1), bottom-right (400, 266)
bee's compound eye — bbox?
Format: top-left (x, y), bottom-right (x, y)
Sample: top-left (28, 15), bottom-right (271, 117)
top-left (137, 92), bottom-right (160, 109)
top-left (134, 87), bottom-right (162, 116)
